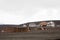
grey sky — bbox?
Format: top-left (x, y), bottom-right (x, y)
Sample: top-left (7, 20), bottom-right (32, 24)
top-left (0, 0), bottom-right (60, 24)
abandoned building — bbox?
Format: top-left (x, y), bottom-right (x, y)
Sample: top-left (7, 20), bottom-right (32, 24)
top-left (0, 20), bottom-right (60, 32)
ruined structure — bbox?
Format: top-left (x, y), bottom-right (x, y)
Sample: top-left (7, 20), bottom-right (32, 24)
top-left (0, 20), bottom-right (60, 32)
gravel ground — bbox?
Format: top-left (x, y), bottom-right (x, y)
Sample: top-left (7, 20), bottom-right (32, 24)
top-left (0, 30), bottom-right (60, 40)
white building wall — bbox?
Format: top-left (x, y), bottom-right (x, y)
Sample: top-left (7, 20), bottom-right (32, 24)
top-left (47, 21), bottom-right (55, 27)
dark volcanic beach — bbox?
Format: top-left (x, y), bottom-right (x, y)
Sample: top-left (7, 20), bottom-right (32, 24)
top-left (0, 30), bottom-right (60, 40)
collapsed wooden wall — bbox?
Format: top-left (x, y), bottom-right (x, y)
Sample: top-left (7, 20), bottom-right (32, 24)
top-left (0, 27), bottom-right (16, 32)
top-left (16, 27), bottom-right (31, 32)
top-left (0, 27), bottom-right (31, 32)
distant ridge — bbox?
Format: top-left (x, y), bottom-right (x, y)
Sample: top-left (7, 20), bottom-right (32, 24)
top-left (0, 20), bottom-right (60, 27)
top-left (19, 20), bottom-right (60, 25)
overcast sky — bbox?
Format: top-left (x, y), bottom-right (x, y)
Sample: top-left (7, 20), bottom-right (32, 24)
top-left (0, 0), bottom-right (60, 24)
